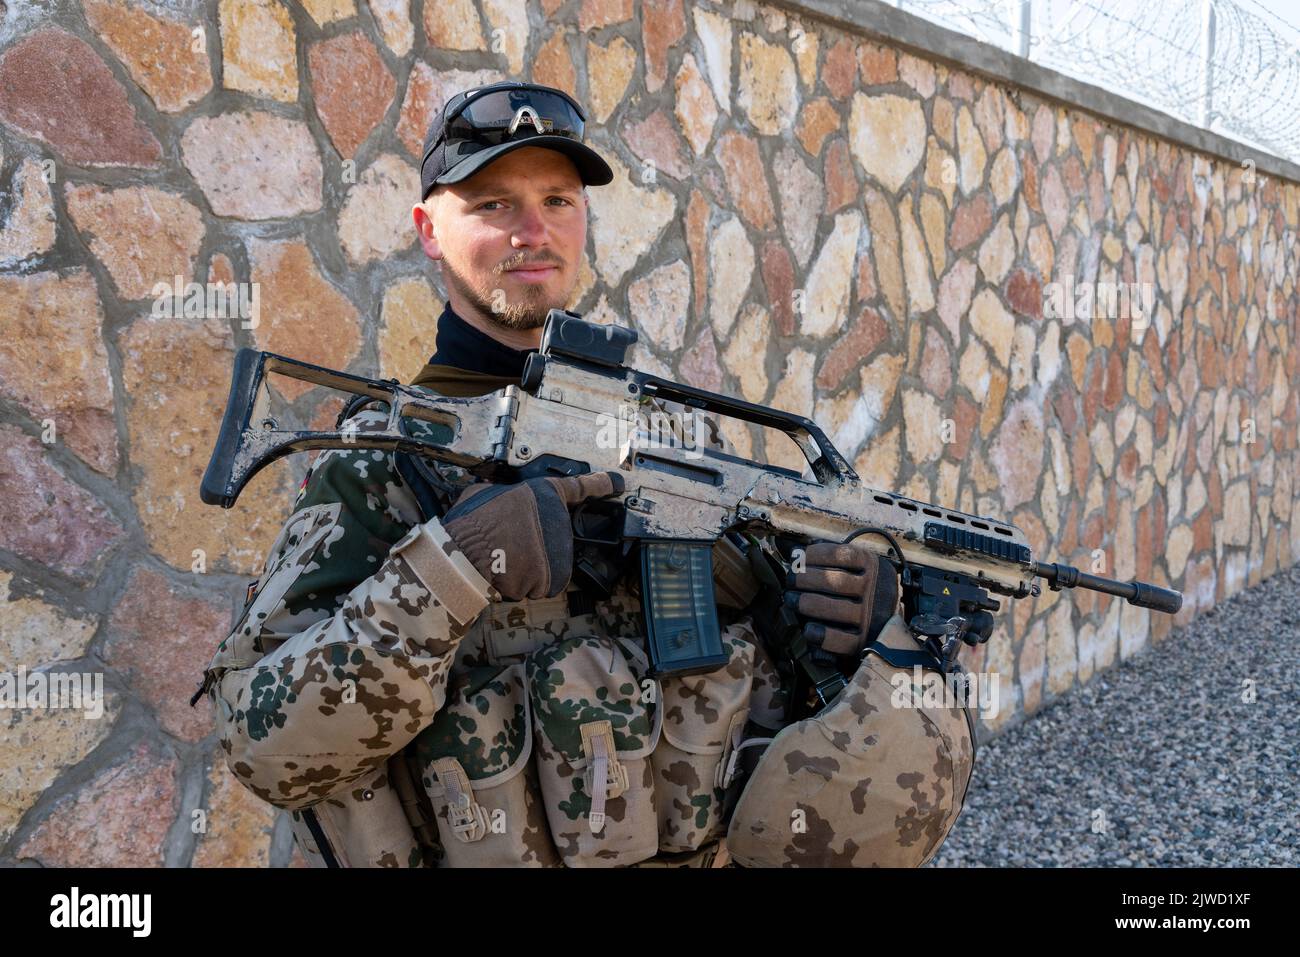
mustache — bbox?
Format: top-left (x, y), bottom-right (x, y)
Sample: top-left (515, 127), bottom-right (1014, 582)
top-left (500, 254), bottom-right (562, 272)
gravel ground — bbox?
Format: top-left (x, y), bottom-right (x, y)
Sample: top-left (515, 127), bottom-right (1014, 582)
top-left (929, 560), bottom-right (1299, 867)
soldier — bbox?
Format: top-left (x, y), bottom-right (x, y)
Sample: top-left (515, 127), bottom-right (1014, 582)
top-left (197, 81), bottom-right (974, 868)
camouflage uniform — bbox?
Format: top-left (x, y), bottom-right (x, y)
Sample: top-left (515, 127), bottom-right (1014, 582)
top-left (200, 363), bottom-right (974, 868)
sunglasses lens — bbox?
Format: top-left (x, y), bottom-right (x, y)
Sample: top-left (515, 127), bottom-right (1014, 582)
top-left (447, 89), bottom-right (585, 147)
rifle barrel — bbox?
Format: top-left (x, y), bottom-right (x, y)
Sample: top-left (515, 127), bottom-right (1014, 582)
top-left (1033, 561), bottom-right (1182, 614)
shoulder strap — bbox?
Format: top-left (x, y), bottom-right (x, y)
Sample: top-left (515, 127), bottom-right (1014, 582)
top-left (335, 392), bottom-right (378, 428)
top-left (862, 643), bottom-right (945, 670)
top-left (394, 451), bottom-right (448, 523)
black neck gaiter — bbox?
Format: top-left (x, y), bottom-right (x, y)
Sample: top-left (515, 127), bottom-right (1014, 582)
top-left (428, 302), bottom-right (535, 377)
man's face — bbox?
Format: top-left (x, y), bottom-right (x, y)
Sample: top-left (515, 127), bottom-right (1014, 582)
top-left (413, 146), bottom-right (587, 330)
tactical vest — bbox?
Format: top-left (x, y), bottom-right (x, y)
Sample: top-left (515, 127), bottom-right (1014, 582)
top-left (283, 389), bottom-right (771, 868)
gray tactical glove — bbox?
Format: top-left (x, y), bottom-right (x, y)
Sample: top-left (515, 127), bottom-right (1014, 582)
top-left (443, 471), bottom-right (626, 601)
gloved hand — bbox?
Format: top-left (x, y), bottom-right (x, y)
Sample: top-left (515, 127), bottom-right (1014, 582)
top-left (443, 471), bottom-right (625, 601)
top-left (783, 542), bottom-right (899, 660)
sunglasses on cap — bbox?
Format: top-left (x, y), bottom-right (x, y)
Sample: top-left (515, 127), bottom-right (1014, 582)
top-left (437, 86), bottom-right (588, 155)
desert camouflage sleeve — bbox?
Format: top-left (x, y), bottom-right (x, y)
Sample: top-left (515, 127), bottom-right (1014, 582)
top-left (205, 407), bottom-right (495, 811)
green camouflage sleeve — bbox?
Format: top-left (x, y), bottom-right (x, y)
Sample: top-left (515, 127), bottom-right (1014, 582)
top-left (207, 407), bottom-right (495, 811)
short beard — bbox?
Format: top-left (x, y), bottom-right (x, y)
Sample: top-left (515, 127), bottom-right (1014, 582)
top-left (438, 253), bottom-right (565, 331)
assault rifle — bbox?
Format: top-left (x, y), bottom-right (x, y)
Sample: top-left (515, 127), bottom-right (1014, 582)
top-left (201, 309), bottom-right (1181, 701)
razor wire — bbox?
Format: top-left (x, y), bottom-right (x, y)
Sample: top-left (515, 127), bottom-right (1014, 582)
top-left (890, 0), bottom-right (1300, 164)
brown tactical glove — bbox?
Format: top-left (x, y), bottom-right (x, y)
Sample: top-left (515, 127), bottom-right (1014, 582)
top-left (783, 542), bottom-right (900, 660)
top-left (442, 471), bottom-right (625, 601)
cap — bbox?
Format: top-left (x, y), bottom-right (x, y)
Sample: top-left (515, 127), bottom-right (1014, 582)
top-left (420, 81), bottom-right (614, 199)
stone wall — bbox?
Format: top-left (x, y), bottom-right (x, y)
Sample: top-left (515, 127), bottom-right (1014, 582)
top-left (0, 0), bottom-right (1296, 866)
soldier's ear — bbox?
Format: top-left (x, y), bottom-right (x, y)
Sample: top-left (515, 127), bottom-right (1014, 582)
top-left (413, 193), bottom-right (442, 261)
